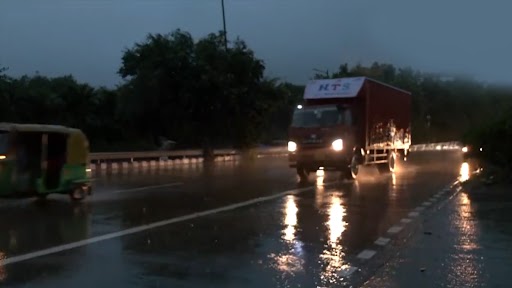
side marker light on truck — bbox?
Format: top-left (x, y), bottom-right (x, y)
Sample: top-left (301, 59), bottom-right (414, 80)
top-left (288, 141), bottom-right (297, 152)
top-left (332, 139), bottom-right (343, 151)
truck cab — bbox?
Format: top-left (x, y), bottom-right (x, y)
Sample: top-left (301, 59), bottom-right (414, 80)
top-left (288, 103), bottom-right (360, 179)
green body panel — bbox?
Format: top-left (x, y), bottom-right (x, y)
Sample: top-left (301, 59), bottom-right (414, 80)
top-left (0, 161), bottom-right (15, 196)
top-left (0, 163), bottom-right (89, 197)
top-left (36, 164), bottom-right (88, 194)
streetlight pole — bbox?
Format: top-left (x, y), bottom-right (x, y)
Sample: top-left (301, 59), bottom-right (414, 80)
top-left (426, 114), bottom-right (431, 143)
top-left (221, 0), bottom-right (228, 50)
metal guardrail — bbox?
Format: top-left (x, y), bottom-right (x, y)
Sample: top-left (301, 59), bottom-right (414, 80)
top-left (89, 142), bottom-right (461, 163)
top-left (88, 146), bottom-right (288, 170)
top-left (90, 149), bottom-right (234, 162)
top-left (88, 142), bottom-right (462, 171)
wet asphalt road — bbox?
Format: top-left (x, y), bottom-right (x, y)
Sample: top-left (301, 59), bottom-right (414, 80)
top-left (0, 151), bottom-right (464, 287)
top-left (364, 161), bottom-right (512, 288)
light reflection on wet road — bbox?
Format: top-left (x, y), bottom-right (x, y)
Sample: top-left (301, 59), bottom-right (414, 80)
top-left (364, 160), bottom-right (512, 288)
top-left (0, 151), bottom-right (464, 287)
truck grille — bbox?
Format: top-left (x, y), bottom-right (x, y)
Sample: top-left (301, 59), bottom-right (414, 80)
top-left (302, 138), bottom-right (324, 144)
top-left (302, 133), bottom-right (324, 144)
top-left (300, 138), bottom-right (326, 150)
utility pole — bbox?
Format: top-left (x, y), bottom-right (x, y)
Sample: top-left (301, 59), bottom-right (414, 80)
top-left (221, 0), bottom-right (228, 50)
top-left (426, 114), bottom-right (431, 143)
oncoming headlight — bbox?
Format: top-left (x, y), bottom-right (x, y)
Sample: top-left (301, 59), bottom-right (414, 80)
top-left (462, 146), bottom-right (468, 153)
top-left (288, 141), bottom-right (297, 152)
top-left (332, 139), bottom-right (343, 151)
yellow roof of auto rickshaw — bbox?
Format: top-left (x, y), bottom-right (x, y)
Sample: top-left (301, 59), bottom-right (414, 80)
top-left (0, 123), bottom-right (83, 134)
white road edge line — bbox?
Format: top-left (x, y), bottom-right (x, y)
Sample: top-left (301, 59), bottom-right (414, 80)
top-left (112, 182), bottom-right (184, 194)
top-left (357, 249), bottom-right (377, 260)
top-left (0, 184), bottom-right (330, 266)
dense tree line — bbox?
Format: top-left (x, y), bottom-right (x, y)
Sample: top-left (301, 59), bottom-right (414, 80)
top-left (1, 29), bottom-right (511, 162)
top-left (0, 30), bottom-right (302, 152)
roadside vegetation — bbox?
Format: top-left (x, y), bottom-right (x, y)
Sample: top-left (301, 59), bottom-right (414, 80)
top-left (463, 106), bottom-right (512, 170)
top-left (1, 29), bottom-right (511, 156)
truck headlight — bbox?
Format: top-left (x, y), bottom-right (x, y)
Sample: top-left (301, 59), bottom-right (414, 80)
top-left (288, 141), bottom-right (297, 152)
top-left (462, 146), bottom-right (468, 153)
top-left (332, 139), bottom-right (343, 151)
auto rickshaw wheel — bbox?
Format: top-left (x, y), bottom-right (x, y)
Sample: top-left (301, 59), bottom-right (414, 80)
top-left (69, 187), bottom-right (86, 202)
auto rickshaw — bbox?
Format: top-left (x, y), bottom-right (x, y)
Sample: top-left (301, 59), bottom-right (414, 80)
top-left (0, 123), bottom-right (92, 201)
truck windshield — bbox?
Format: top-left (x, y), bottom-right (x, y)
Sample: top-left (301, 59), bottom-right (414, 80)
top-left (291, 106), bottom-right (352, 128)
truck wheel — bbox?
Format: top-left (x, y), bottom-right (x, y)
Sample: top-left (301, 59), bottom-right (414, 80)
top-left (377, 152), bottom-right (396, 174)
top-left (69, 187), bottom-right (87, 202)
top-left (398, 149), bottom-right (408, 161)
top-left (342, 155), bottom-right (359, 180)
top-left (296, 166), bottom-right (309, 181)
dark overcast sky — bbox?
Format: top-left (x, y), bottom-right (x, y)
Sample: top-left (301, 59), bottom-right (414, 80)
top-left (1, 0), bottom-right (511, 87)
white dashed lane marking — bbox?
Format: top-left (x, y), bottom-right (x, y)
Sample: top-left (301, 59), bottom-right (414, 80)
top-left (400, 218), bottom-right (412, 224)
top-left (357, 250), bottom-right (377, 260)
top-left (347, 181), bottom-right (459, 271)
top-left (387, 225), bottom-right (403, 234)
top-left (374, 237), bottom-right (391, 246)
top-left (337, 265), bottom-right (358, 277)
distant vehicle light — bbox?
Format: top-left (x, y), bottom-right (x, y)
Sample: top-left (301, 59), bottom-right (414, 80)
top-left (462, 146), bottom-right (468, 153)
top-left (480, 147), bottom-right (483, 152)
top-left (288, 141), bottom-right (297, 152)
top-left (332, 139), bottom-right (343, 151)
top-left (297, 105), bottom-right (303, 109)
top-left (0, 155), bottom-right (5, 160)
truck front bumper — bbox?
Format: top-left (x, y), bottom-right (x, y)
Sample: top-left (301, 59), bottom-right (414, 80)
top-left (288, 148), bottom-right (350, 171)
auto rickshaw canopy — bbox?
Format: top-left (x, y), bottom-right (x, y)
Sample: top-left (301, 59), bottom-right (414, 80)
top-left (0, 122), bottom-right (89, 164)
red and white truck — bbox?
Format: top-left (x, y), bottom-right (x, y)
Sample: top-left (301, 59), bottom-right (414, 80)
top-left (288, 77), bottom-right (412, 180)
